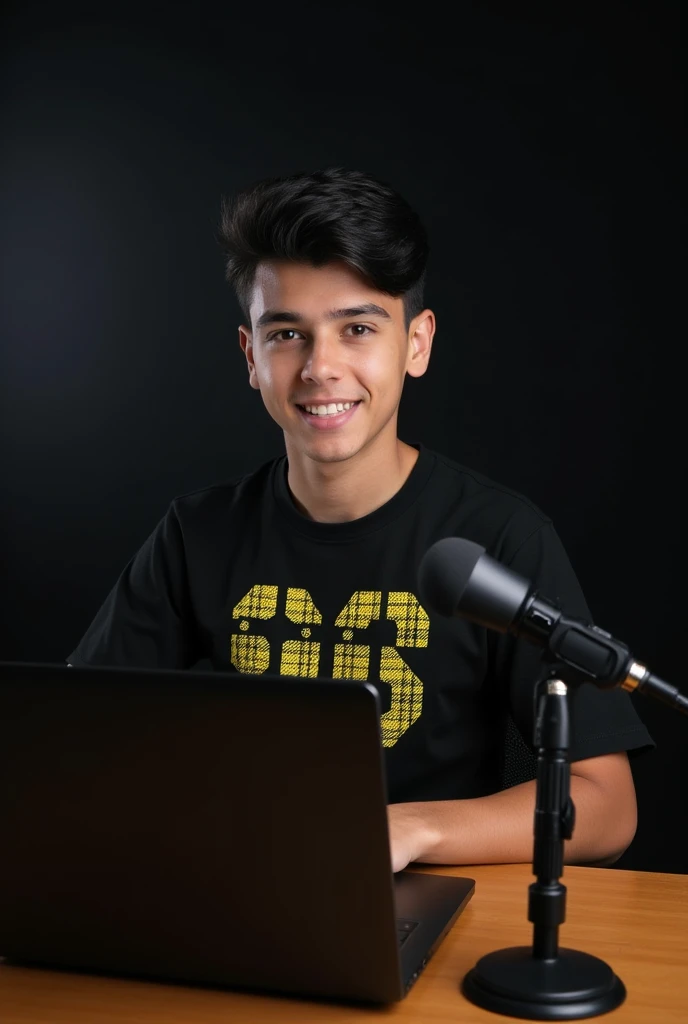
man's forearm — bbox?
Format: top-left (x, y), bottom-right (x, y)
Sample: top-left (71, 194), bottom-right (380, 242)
top-left (388, 771), bottom-right (636, 871)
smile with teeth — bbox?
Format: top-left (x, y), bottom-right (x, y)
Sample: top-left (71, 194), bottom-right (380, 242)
top-left (300, 401), bottom-right (360, 417)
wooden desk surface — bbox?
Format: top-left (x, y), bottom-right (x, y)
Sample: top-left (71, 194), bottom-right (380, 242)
top-left (1, 863), bottom-right (686, 1023)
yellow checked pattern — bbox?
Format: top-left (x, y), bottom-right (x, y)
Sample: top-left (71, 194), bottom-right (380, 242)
top-left (281, 588), bottom-right (324, 677)
top-left (334, 591), bottom-right (382, 629)
top-left (230, 634), bottom-right (271, 674)
top-left (380, 647), bottom-right (424, 747)
top-left (285, 588), bottom-right (323, 625)
top-left (232, 584), bottom-right (279, 620)
top-left (333, 590), bottom-right (382, 683)
top-left (386, 591), bottom-right (430, 648)
top-left (379, 593), bottom-right (428, 747)
top-left (332, 643), bottom-right (371, 681)
top-left (280, 639), bottom-right (320, 677)
top-left (230, 585), bottom-right (278, 675)
top-left (230, 587), bottom-right (429, 746)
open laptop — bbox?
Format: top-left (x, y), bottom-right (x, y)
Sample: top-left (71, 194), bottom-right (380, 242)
top-left (0, 661), bottom-right (474, 1003)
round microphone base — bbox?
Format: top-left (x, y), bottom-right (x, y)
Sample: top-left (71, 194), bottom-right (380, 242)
top-left (462, 945), bottom-right (626, 1020)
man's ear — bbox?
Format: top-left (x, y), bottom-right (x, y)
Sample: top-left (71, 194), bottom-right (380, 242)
top-left (406, 309), bottom-right (435, 379)
top-left (239, 326), bottom-right (260, 389)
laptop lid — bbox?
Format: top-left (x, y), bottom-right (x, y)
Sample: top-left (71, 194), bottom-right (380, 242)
top-left (0, 661), bottom-right (473, 1003)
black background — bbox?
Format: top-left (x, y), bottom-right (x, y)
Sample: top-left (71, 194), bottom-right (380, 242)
top-left (1, 1), bottom-right (685, 872)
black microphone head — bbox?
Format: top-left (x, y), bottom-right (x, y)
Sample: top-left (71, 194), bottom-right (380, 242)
top-left (418, 538), bottom-right (485, 617)
top-left (418, 536), bottom-right (532, 632)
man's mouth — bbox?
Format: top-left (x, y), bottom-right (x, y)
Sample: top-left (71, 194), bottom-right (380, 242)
top-left (295, 401), bottom-right (362, 429)
top-left (296, 401), bottom-right (361, 418)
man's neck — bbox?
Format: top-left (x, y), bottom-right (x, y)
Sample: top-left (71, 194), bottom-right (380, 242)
top-left (284, 437), bottom-right (419, 524)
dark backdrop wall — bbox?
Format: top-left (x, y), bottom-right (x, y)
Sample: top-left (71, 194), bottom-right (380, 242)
top-left (1, 2), bottom-right (685, 872)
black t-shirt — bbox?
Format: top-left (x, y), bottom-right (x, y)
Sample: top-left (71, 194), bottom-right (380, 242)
top-left (68, 443), bottom-right (654, 801)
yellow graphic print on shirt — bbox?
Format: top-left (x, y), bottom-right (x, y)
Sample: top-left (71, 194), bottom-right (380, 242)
top-left (282, 588), bottom-right (322, 677)
top-left (230, 585), bottom-right (429, 747)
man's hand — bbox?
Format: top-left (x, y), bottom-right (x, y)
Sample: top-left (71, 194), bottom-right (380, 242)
top-left (386, 803), bottom-right (441, 873)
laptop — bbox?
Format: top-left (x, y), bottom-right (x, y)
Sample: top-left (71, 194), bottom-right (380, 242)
top-left (0, 661), bottom-right (474, 1004)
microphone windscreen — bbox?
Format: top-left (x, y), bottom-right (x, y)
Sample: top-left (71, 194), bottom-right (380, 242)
top-left (417, 537), bottom-right (485, 617)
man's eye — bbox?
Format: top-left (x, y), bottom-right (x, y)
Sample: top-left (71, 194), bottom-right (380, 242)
top-left (346, 324), bottom-right (373, 337)
top-left (270, 329), bottom-right (301, 342)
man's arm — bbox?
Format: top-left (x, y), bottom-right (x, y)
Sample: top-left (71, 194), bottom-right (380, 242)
top-left (66, 502), bottom-right (197, 670)
top-left (387, 751), bottom-right (637, 872)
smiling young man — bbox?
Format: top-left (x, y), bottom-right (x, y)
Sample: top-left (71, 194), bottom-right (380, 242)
top-left (239, 259), bottom-right (430, 524)
top-left (68, 168), bottom-right (653, 871)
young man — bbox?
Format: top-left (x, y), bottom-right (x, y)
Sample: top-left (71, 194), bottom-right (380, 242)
top-left (67, 168), bottom-right (653, 872)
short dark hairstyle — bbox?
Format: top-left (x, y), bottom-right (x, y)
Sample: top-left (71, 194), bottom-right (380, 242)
top-left (217, 168), bottom-right (429, 328)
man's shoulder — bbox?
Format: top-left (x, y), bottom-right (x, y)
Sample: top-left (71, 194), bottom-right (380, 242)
top-left (167, 454), bottom-right (282, 522)
top-left (424, 446), bottom-right (552, 530)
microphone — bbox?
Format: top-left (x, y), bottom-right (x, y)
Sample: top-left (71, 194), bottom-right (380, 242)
top-left (418, 537), bottom-right (688, 714)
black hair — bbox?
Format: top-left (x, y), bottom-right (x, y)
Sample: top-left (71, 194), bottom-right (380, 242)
top-left (217, 168), bottom-right (429, 328)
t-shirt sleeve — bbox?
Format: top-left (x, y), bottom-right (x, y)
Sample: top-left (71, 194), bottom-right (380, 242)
top-left (490, 521), bottom-right (655, 763)
top-left (66, 502), bottom-right (198, 669)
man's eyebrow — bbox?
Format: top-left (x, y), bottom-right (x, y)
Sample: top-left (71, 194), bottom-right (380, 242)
top-left (254, 303), bottom-right (392, 329)
top-left (325, 304), bottom-right (392, 322)
top-left (255, 309), bottom-right (302, 328)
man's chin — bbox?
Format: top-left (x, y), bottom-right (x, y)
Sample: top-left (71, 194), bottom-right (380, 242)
top-left (305, 444), bottom-right (360, 465)
top-left (287, 434), bottom-right (364, 466)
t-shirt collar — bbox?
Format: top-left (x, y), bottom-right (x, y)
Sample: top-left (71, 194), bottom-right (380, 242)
top-left (272, 442), bottom-right (436, 543)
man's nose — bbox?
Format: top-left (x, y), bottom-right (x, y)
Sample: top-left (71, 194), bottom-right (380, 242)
top-left (301, 334), bottom-right (343, 382)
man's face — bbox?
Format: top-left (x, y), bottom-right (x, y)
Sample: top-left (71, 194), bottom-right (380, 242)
top-left (239, 260), bottom-right (434, 464)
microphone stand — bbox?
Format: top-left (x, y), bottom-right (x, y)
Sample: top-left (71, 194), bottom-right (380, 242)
top-left (462, 674), bottom-right (626, 1020)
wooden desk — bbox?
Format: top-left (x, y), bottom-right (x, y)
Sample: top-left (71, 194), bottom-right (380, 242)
top-left (1, 863), bottom-right (686, 1023)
